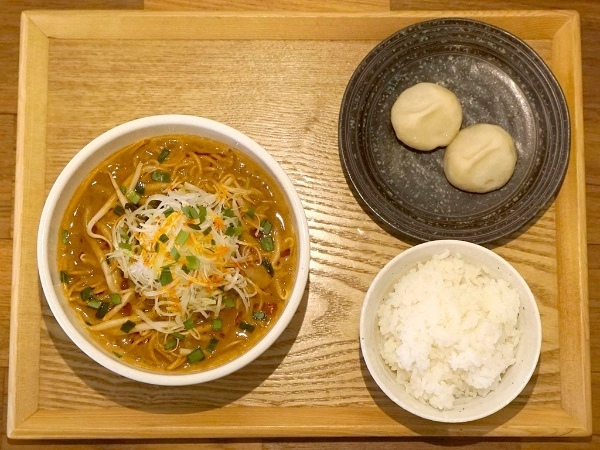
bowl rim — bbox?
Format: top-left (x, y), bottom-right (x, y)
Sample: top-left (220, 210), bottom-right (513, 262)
top-left (37, 114), bottom-right (311, 386)
top-left (359, 239), bottom-right (542, 422)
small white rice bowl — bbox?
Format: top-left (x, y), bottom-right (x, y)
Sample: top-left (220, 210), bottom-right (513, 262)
top-left (360, 240), bottom-right (541, 422)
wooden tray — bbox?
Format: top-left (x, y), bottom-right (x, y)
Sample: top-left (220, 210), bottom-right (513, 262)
top-left (8, 10), bottom-right (589, 439)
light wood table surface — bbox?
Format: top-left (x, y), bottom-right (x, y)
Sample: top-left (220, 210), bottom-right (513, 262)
top-left (1, 0), bottom-right (598, 448)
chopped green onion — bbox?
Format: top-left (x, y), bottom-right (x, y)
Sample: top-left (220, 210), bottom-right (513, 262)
top-left (126, 190), bottom-right (141, 204)
top-left (253, 311), bottom-right (267, 321)
top-left (61, 229), bottom-right (69, 244)
top-left (120, 320), bottom-right (136, 333)
top-left (170, 247), bottom-right (180, 261)
top-left (120, 185), bottom-right (127, 194)
top-left (181, 265), bottom-right (190, 274)
top-left (175, 230), bottom-right (189, 246)
top-left (172, 333), bottom-right (185, 340)
top-left (80, 286), bottom-right (94, 301)
top-left (109, 293), bottom-right (121, 305)
top-left (203, 226), bottom-right (212, 236)
top-left (147, 199), bottom-right (161, 209)
top-left (197, 205), bottom-right (207, 222)
top-left (262, 258), bottom-right (274, 277)
top-left (159, 267), bottom-right (173, 286)
top-left (183, 318), bottom-right (195, 330)
top-left (95, 301), bottom-right (111, 319)
top-left (164, 207), bottom-right (175, 217)
top-left (119, 227), bottom-right (129, 240)
top-left (225, 225), bottom-right (243, 237)
top-left (186, 255), bottom-right (200, 270)
top-left (187, 347), bottom-right (205, 364)
top-left (182, 205), bottom-right (199, 219)
top-left (260, 236), bottom-right (274, 252)
top-left (261, 219), bottom-right (273, 235)
top-left (60, 270), bottom-right (70, 284)
top-left (206, 338), bottom-right (219, 353)
top-left (113, 204), bottom-right (125, 216)
top-left (154, 242), bottom-right (160, 252)
top-left (113, 352), bottom-right (123, 358)
top-left (151, 170), bottom-right (171, 183)
top-left (224, 297), bottom-right (235, 308)
top-left (164, 339), bottom-right (177, 350)
top-left (119, 242), bottom-right (132, 250)
top-left (124, 202), bottom-right (137, 211)
top-left (212, 318), bottom-right (223, 331)
top-left (159, 234), bottom-right (169, 243)
top-left (238, 321), bottom-right (255, 333)
top-left (158, 148), bottom-right (170, 163)
top-left (87, 299), bottom-right (102, 309)
top-left (188, 223), bottom-right (202, 230)
top-left (246, 207), bottom-right (255, 218)
top-left (134, 181), bottom-right (145, 195)
top-left (223, 208), bottom-right (235, 218)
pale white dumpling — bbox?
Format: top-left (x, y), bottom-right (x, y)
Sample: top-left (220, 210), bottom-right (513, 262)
top-left (443, 123), bottom-right (517, 193)
top-left (390, 82), bottom-right (463, 151)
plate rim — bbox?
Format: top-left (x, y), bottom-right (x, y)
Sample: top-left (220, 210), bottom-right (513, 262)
top-left (338, 17), bottom-right (571, 244)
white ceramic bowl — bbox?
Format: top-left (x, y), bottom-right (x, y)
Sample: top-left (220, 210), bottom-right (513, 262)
top-left (37, 114), bottom-right (310, 386)
top-left (360, 240), bottom-right (541, 422)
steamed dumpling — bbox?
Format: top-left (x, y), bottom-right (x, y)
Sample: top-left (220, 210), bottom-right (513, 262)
top-left (443, 123), bottom-right (517, 193)
top-left (390, 82), bottom-right (463, 151)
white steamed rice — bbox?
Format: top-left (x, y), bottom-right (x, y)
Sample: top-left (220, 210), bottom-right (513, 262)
top-left (377, 250), bottom-right (522, 410)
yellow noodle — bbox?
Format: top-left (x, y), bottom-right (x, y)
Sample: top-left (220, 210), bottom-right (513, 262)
top-left (58, 134), bottom-right (297, 373)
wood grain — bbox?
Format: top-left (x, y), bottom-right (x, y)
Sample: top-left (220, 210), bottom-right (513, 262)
top-left (588, 184), bottom-right (600, 245)
top-left (144, 0), bottom-right (390, 11)
top-left (0, 0), bottom-right (143, 114)
top-left (0, 0), bottom-right (598, 448)
top-left (0, 115), bottom-right (16, 240)
top-left (6, 10), bottom-right (588, 440)
top-left (0, 240), bottom-right (12, 368)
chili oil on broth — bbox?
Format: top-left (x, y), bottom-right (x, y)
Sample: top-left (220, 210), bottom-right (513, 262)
top-left (57, 134), bottom-right (297, 373)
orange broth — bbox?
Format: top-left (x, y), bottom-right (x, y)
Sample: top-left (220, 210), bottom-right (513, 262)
top-left (57, 134), bottom-right (297, 372)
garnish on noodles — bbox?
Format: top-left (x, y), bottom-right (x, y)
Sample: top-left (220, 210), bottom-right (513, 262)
top-left (57, 135), bottom-right (297, 372)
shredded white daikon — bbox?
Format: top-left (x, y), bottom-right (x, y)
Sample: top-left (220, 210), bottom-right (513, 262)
top-left (107, 183), bottom-right (257, 334)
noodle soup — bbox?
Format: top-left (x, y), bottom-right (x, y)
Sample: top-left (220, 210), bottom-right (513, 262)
top-left (57, 134), bottom-right (297, 373)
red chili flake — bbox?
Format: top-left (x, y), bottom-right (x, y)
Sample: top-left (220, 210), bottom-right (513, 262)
top-left (120, 303), bottom-right (132, 316)
top-left (262, 302), bottom-right (277, 315)
top-left (234, 311), bottom-right (243, 325)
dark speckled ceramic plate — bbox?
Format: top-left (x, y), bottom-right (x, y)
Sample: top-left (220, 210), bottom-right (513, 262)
top-left (338, 18), bottom-right (570, 244)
